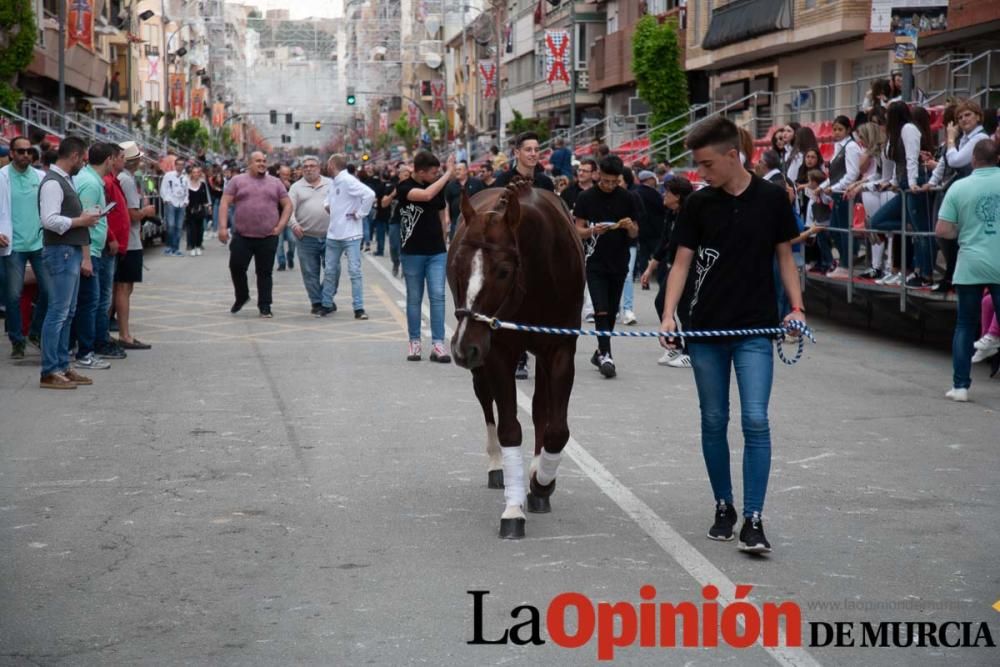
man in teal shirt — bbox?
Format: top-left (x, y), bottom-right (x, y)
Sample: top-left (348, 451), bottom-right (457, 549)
top-left (0, 136), bottom-right (48, 358)
top-left (71, 142), bottom-right (112, 370)
top-left (935, 139), bottom-right (1000, 402)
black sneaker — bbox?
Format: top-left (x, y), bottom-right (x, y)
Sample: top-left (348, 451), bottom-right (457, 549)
top-left (515, 361), bottom-right (529, 380)
top-left (599, 353), bottom-right (616, 378)
top-left (738, 512), bottom-right (772, 554)
top-left (231, 297), bottom-right (250, 314)
top-left (707, 500), bottom-right (737, 541)
top-left (319, 305), bottom-right (336, 317)
top-left (354, 309), bottom-right (368, 320)
top-left (287, 258), bottom-right (294, 270)
top-left (96, 344), bottom-right (127, 360)
top-left (27, 334), bottom-right (41, 350)
top-left (259, 309), bottom-right (273, 319)
top-left (310, 303), bottom-right (322, 316)
top-left (11, 341), bottom-right (26, 359)
top-left (590, 349), bottom-right (601, 368)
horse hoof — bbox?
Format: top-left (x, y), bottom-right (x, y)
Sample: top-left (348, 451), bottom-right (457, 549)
top-left (526, 493), bottom-right (551, 514)
top-left (487, 470), bottom-right (505, 489)
top-left (498, 518), bottom-right (525, 539)
top-left (529, 472), bottom-right (556, 498)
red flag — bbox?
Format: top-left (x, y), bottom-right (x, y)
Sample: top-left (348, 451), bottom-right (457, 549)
top-left (169, 74), bottom-right (185, 109)
top-left (431, 81), bottom-right (445, 113)
top-left (479, 61), bottom-right (497, 98)
top-left (67, 0), bottom-right (95, 51)
top-left (545, 30), bottom-right (571, 85)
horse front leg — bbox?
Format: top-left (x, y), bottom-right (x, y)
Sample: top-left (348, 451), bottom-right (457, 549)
top-left (527, 354), bottom-right (553, 514)
top-left (489, 348), bottom-right (526, 539)
top-left (472, 367), bottom-right (503, 489)
top-left (529, 344), bottom-right (576, 512)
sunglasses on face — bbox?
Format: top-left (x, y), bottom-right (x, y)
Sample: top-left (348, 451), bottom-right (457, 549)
top-left (13, 148), bottom-right (33, 155)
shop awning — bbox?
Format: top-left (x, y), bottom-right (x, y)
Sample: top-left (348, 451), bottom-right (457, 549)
top-left (701, 0), bottom-right (792, 51)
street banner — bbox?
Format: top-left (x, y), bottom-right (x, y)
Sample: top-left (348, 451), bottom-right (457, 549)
top-left (211, 102), bottom-right (225, 128)
top-left (870, 0), bottom-right (948, 33)
top-left (544, 30), bottom-right (571, 85)
top-left (379, 112), bottom-right (388, 133)
top-left (190, 88), bottom-right (206, 119)
top-left (431, 80), bottom-right (445, 113)
top-left (146, 55), bottom-right (160, 82)
top-left (408, 102), bottom-right (420, 127)
top-left (894, 24), bottom-right (918, 65)
top-left (67, 0), bottom-right (95, 51)
top-left (479, 61), bottom-right (497, 98)
top-left (169, 73), bottom-right (185, 109)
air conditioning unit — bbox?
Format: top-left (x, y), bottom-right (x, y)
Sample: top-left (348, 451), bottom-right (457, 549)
top-left (628, 96), bottom-right (651, 116)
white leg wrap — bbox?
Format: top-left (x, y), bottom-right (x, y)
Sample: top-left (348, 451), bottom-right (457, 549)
top-left (486, 424), bottom-right (501, 471)
top-left (535, 449), bottom-right (562, 487)
top-left (501, 447), bottom-right (525, 509)
top-left (871, 242), bottom-right (884, 272)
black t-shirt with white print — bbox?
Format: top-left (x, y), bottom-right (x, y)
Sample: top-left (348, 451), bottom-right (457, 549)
top-left (396, 177), bottom-right (447, 255)
top-left (572, 185), bottom-right (642, 275)
top-left (673, 175), bottom-right (798, 331)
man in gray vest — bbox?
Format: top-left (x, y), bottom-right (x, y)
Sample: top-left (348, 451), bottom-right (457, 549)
top-left (38, 137), bottom-right (102, 389)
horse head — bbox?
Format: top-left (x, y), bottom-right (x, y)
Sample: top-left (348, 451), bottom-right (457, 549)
top-left (449, 183), bottom-right (526, 369)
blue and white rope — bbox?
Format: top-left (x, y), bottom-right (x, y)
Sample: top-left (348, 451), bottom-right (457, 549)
top-left (466, 313), bottom-right (817, 365)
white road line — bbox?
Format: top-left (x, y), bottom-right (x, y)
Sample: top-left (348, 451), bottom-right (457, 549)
top-left (367, 253), bottom-right (822, 666)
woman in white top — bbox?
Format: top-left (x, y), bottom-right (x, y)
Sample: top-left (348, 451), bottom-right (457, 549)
top-left (846, 123), bottom-right (891, 280)
top-left (821, 115), bottom-right (863, 278)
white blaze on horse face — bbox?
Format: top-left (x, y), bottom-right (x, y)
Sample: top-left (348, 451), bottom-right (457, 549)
top-left (465, 249), bottom-right (485, 311)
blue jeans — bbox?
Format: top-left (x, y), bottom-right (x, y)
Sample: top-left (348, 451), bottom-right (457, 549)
top-left (323, 237), bottom-right (364, 311)
top-left (953, 284), bottom-right (1000, 390)
top-left (372, 219), bottom-right (388, 255)
top-left (4, 249), bottom-right (50, 344)
top-left (211, 199), bottom-right (220, 232)
top-left (621, 245), bottom-right (638, 312)
top-left (41, 245), bottom-right (82, 376)
top-left (363, 211), bottom-right (374, 246)
top-left (95, 254), bottom-right (116, 347)
top-left (904, 189), bottom-right (933, 277)
top-left (688, 336), bottom-right (775, 516)
top-left (401, 252), bottom-right (447, 343)
top-left (164, 203), bottom-right (185, 252)
top-left (276, 225), bottom-right (296, 268)
top-left (72, 254), bottom-right (101, 359)
top-left (388, 223), bottom-right (401, 268)
top-left (296, 235), bottom-right (326, 306)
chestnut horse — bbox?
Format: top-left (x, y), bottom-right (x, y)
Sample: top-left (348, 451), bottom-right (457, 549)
top-left (448, 181), bottom-right (585, 539)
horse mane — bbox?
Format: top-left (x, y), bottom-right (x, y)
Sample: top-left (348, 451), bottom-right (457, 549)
top-left (493, 179), bottom-right (532, 218)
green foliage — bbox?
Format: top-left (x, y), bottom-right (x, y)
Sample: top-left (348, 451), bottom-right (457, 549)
top-left (210, 125), bottom-right (237, 155)
top-left (0, 0), bottom-right (37, 109)
top-left (145, 108), bottom-right (164, 136)
top-left (505, 110), bottom-right (550, 142)
top-left (170, 119), bottom-right (210, 151)
top-left (392, 116), bottom-right (419, 151)
top-left (632, 15), bottom-right (689, 159)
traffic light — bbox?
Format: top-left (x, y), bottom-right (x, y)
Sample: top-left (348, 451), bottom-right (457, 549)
top-left (285, 113), bottom-right (293, 124)
top-left (269, 109), bottom-right (277, 124)
top-left (314, 121), bottom-right (322, 131)
top-left (346, 86), bottom-right (356, 106)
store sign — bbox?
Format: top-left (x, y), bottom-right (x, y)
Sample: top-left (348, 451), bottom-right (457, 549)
top-left (870, 1), bottom-right (948, 34)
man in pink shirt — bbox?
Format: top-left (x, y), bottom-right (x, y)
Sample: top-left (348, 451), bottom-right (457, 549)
top-left (218, 152), bottom-right (292, 317)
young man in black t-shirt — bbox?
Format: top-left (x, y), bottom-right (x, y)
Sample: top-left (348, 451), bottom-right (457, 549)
top-left (660, 117), bottom-right (806, 555)
top-left (397, 151), bottom-right (455, 363)
top-left (573, 155), bottom-right (640, 378)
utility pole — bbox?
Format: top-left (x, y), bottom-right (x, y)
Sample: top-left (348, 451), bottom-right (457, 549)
top-left (494, 0), bottom-right (502, 144)
top-left (569, 0), bottom-right (576, 135)
top-left (126, 3), bottom-right (133, 131)
top-left (58, 0), bottom-right (66, 131)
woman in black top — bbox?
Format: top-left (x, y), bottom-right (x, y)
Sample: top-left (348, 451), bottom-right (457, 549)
top-left (207, 165), bottom-right (224, 237)
top-left (185, 165), bottom-right (211, 255)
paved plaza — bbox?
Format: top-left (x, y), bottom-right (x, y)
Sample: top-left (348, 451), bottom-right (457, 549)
top-left (1, 243), bottom-right (998, 666)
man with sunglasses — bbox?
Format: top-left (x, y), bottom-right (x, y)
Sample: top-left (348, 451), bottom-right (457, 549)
top-left (1, 136), bottom-right (48, 359)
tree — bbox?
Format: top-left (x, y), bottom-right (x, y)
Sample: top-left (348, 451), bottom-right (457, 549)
top-left (632, 15), bottom-right (689, 159)
top-left (506, 110), bottom-right (550, 142)
top-left (170, 119), bottom-right (211, 151)
top-left (392, 116), bottom-right (419, 151)
top-left (0, 0), bottom-right (37, 110)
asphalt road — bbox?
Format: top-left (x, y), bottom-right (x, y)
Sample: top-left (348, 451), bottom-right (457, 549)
top-left (1, 241), bottom-right (998, 666)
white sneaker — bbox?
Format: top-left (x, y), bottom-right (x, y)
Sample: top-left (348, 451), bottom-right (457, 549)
top-left (189, 249), bottom-right (197, 256)
top-left (622, 309), bottom-right (637, 325)
top-left (880, 273), bottom-right (902, 286)
top-left (658, 349), bottom-right (680, 366)
top-left (826, 267), bottom-right (851, 279)
top-left (945, 387), bottom-right (969, 402)
top-left (584, 312), bottom-right (595, 323)
top-left (74, 352), bottom-right (111, 370)
top-left (667, 353), bottom-right (692, 368)
top-left (972, 347), bottom-right (998, 364)
top-left (973, 333), bottom-right (1000, 352)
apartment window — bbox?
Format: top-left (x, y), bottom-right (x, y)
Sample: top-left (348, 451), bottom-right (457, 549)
top-left (646, 0), bottom-right (669, 15)
top-left (805, 0), bottom-right (816, 8)
top-left (574, 22), bottom-right (587, 70)
top-left (508, 53), bottom-right (534, 89)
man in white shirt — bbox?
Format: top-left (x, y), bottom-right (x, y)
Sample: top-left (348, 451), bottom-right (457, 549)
top-left (319, 154), bottom-right (375, 319)
top-left (158, 156), bottom-right (188, 257)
